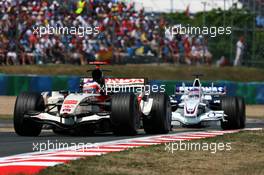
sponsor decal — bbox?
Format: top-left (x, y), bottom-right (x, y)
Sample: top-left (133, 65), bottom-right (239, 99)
top-left (176, 86), bottom-right (225, 93)
top-left (208, 112), bottom-right (216, 118)
top-left (63, 105), bottom-right (74, 109)
top-left (62, 108), bottom-right (71, 112)
top-left (105, 78), bottom-right (145, 85)
top-left (63, 100), bottom-right (78, 105)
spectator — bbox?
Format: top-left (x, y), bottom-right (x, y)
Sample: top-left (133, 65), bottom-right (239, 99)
top-left (217, 56), bottom-right (229, 67)
top-left (169, 40), bottom-right (180, 64)
top-left (184, 36), bottom-right (192, 64)
top-left (6, 39), bottom-right (18, 65)
top-left (51, 39), bottom-right (65, 64)
top-left (202, 38), bottom-right (212, 65)
top-left (234, 36), bottom-right (245, 66)
top-left (0, 35), bottom-right (7, 65)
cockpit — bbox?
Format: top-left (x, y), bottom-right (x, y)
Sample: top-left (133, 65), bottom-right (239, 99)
top-left (188, 89), bottom-right (201, 99)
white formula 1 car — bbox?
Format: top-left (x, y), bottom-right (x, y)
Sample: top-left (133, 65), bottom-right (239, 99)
top-left (170, 75), bottom-right (246, 130)
top-left (13, 63), bottom-right (171, 136)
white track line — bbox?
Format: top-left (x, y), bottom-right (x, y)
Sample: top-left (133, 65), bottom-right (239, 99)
top-left (0, 156), bottom-right (80, 164)
top-left (0, 161), bottom-right (63, 167)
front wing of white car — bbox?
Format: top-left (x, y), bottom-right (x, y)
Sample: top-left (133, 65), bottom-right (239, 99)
top-left (171, 110), bottom-right (226, 125)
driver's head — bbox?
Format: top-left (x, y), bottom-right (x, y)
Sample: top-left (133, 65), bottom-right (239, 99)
top-left (92, 69), bottom-right (103, 83)
top-left (189, 88), bottom-right (200, 98)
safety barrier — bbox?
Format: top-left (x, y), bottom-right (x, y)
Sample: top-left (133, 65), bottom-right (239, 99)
top-left (0, 74), bottom-right (263, 104)
top-left (0, 74), bottom-right (80, 96)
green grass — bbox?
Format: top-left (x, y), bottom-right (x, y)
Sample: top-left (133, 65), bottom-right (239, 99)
top-left (38, 130), bottom-right (264, 175)
top-left (0, 115), bottom-right (12, 120)
top-left (1, 65), bottom-right (264, 81)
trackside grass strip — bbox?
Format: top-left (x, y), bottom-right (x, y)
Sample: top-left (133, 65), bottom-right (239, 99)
top-left (1, 65), bottom-right (264, 82)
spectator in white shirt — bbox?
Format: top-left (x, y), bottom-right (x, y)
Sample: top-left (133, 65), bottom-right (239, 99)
top-left (234, 36), bottom-right (245, 66)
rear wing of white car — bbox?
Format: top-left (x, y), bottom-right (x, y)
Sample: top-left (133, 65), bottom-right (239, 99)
top-left (175, 83), bottom-right (226, 95)
top-left (104, 78), bottom-right (146, 88)
top-left (81, 78), bottom-right (147, 93)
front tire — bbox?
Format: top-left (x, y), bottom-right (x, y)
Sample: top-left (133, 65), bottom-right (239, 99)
top-left (111, 93), bottom-right (140, 135)
top-left (220, 96), bottom-right (240, 130)
top-left (237, 97), bottom-right (246, 129)
top-left (143, 93), bottom-right (171, 134)
top-left (14, 92), bottom-right (44, 136)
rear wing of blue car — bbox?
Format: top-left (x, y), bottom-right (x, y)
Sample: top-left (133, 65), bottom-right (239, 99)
top-left (175, 83), bottom-right (226, 95)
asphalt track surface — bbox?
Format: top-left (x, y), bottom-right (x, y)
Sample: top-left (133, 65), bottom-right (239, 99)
top-left (0, 119), bottom-right (263, 157)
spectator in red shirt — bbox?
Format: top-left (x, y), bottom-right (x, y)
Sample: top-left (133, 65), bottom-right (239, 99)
top-left (183, 36), bottom-right (192, 64)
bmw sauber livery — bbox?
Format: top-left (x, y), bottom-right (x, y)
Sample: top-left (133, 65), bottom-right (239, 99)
top-left (170, 75), bottom-right (246, 130)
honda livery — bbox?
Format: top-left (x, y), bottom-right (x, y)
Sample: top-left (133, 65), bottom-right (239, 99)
top-left (13, 62), bottom-right (171, 136)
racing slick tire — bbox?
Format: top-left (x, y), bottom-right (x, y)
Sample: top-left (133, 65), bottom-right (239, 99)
top-left (111, 93), bottom-right (140, 136)
top-left (143, 93), bottom-right (171, 134)
top-left (14, 92), bottom-right (45, 136)
top-left (220, 96), bottom-right (240, 130)
top-left (236, 96), bottom-right (246, 129)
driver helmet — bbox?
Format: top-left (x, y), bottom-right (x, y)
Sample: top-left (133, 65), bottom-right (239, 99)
top-left (92, 68), bottom-right (103, 84)
top-left (83, 81), bottom-right (100, 94)
top-left (188, 88), bottom-right (200, 98)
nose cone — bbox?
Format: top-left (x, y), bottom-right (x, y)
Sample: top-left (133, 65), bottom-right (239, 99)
top-left (184, 99), bottom-right (200, 117)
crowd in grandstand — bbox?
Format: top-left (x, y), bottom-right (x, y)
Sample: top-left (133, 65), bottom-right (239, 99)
top-left (0, 0), bottom-right (212, 65)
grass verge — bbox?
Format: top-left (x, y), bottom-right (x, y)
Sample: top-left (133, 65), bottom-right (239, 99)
top-left (1, 65), bottom-right (264, 81)
top-left (0, 115), bottom-right (12, 120)
top-left (38, 130), bottom-right (264, 175)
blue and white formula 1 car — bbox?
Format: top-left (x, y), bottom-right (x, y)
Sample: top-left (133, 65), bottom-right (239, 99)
top-left (170, 75), bottom-right (246, 130)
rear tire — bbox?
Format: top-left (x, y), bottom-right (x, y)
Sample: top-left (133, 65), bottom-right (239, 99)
top-left (237, 96), bottom-right (246, 129)
top-left (111, 93), bottom-right (139, 136)
top-left (143, 93), bottom-right (171, 134)
top-left (14, 92), bottom-right (44, 136)
top-left (220, 96), bottom-right (240, 130)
